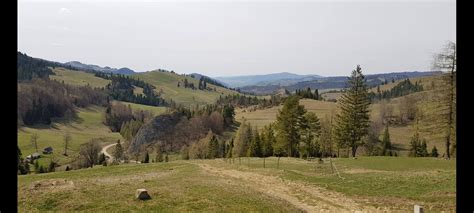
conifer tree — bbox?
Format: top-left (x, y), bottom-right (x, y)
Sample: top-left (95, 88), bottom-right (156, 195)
top-left (143, 152), bottom-right (150, 163)
top-left (113, 140), bottom-right (124, 162)
top-left (334, 65), bottom-right (371, 157)
top-left (208, 131), bottom-right (220, 159)
top-left (248, 127), bottom-right (262, 157)
top-left (381, 125), bottom-right (392, 156)
top-left (409, 130), bottom-right (421, 157)
top-left (275, 96), bottom-right (306, 157)
top-left (431, 146), bottom-right (439, 157)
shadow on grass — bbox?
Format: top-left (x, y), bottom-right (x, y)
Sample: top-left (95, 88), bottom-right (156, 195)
top-left (21, 111), bottom-right (84, 130)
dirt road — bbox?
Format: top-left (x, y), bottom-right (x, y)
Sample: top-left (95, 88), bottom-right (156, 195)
top-left (101, 143), bottom-right (140, 164)
top-left (193, 162), bottom-right (378, 213)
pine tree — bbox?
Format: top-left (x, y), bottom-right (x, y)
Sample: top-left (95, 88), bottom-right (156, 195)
top-left (420, 139), bottom-right (429, 157)
top-left (409, 130), bottom-right (421, 157)
top-left (334, 65), bottom-right (371, 157)
top-left (431, 146), bottom-right (439, 157)
top-left (208, 131), bottom-right (219, 159)
top-left (275, 96), bottom-right (306, 157)
top-left (113, 140), bottom-right (124, 162)
top-left (165, 153), bottom-right (169, 162)
top-left (248, 128), bottom-right (262, 157)
top-left (381, 125), bottom-right (392, 156)
top-left (143, 152), bottom-right (150, 163)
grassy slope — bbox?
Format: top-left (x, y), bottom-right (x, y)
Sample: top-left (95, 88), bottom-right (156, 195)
top-left (18, 106), bottom-right (123, 167)
top-left (112, 100), bottom-right (167, 117)
top-left (18, 157), bottom-right (455, 212)
top-left (49, 67), bottom-right (110, 88)
top-left (133, 71), bottom-right (240, 106)
top-left (18, 161), bottom-right (298, 212)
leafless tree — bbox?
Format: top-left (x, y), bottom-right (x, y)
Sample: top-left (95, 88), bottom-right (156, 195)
top-left (78, 139), bottom-right (101, 168)
top-left (30, 133), bottom-right (39, 153)
top-left (63, 132), bottom-right (71, 156)
top-left (432, 41), bottom-right (456, 159)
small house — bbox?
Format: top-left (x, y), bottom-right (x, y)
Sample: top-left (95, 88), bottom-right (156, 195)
top-left (43, 146), bottom-right (53, 154)
top-left (26, 153), bottom-right (41, 162)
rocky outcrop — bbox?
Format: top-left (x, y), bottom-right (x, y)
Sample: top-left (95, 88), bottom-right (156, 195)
top-left (128, 112), bottom-right (184, 153)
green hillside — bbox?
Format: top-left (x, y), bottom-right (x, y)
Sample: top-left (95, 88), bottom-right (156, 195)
top-left (113, 101), bottom-right (168, 116)
top-left (18, 106), bottom-right (123, 167)
top-left (49, 67), bottom-right (111, 88)
top-left (134, 71), bottom-right (240, 106)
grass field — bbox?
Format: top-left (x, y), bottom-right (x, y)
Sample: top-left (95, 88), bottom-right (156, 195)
top-left (112, 101), bottom-right (168, 117)
top-left (18, 157), bottom-right (455, 212)
top-left (134, 71), bottom-right (240, 107)
top-left (49, 68), bottom-right (110, 88)
top-left (18, 106), bottom-right (123, 167)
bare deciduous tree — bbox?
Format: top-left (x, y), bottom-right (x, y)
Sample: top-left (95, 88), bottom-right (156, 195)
top-left (78, 139), bottom-right (101, 168)
top-left (432, 41), bottom-right (456, 159)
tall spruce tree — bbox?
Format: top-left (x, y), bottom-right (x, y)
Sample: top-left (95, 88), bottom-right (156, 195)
top-left (275, 96), bottom-right (306, 157)
top-left (248, 127), bottom-right (262, 157)
top-left (381, 125), bottom-right (392, 156)
top-left (334, 65), bottom-right (371, 157)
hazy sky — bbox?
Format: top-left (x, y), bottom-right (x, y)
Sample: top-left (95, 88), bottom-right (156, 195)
top-left (18, 0), bottom-right (455, 77)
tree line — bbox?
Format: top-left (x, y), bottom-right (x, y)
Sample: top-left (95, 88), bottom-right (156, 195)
top-left (95, 72), bottom-right (168, 107)
top-left (369, 78), bottom-right (423, 101)
top-left (18, 78), bottom-right (108, 125)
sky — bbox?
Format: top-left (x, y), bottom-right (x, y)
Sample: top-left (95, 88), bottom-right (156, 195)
top-left (18, 0), bottom-right (456, 77)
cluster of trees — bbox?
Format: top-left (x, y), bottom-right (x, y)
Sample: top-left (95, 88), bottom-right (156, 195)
top-left (178, 77), bottom-right (219, 91)
top-left (369, 79), bottom-right (423, 101)
top-left (18, 79), bottom-right (107, 125)
top-left (17, 52), bottom-right (55, 81)
top-left (294, 87), bottom-right (320, 100)
top-left (179, 78), bottom-right (196, 90)
top-left (104, 102), bottom-right (153, 134)
top-left (408, 130), bottom-right (436, 157)
top-left (216, 94), bottom-right (283, 110)
top-left (98, 73), bottom-right (167, 106)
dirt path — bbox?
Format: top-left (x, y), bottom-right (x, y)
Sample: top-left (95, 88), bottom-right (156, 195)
top-left (193, 162), bottom-right (377, 213)
top-left (101, 143), bottom-right (140, 164)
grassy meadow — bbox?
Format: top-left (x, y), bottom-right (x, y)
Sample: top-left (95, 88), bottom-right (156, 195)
top-left (49, 68), bottom-right (110, 88)
top-left (18, 106), bottom-right (123, 167)
top-left (18, 157), bottom-right (455, 212)
top-left (134, 71), bottom-right (240, 107)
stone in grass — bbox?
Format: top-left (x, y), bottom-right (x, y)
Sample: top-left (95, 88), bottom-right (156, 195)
top-left (135, 188), bottom-right (152, 200)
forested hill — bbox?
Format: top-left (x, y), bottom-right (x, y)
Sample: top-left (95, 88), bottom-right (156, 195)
top-left (239, 71), bottom-right (441, 95)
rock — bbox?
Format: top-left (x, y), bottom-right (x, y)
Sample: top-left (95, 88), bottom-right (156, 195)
top-left (135, 189), bottom-right (151, 200)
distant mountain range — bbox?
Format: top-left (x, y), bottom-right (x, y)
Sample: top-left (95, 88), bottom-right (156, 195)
top-left (237, 71), bottom-right (442, 95)
top-left (65, 61), bottom-right (136, 75)
top-left (214, 72), bottom-right (323, 88)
